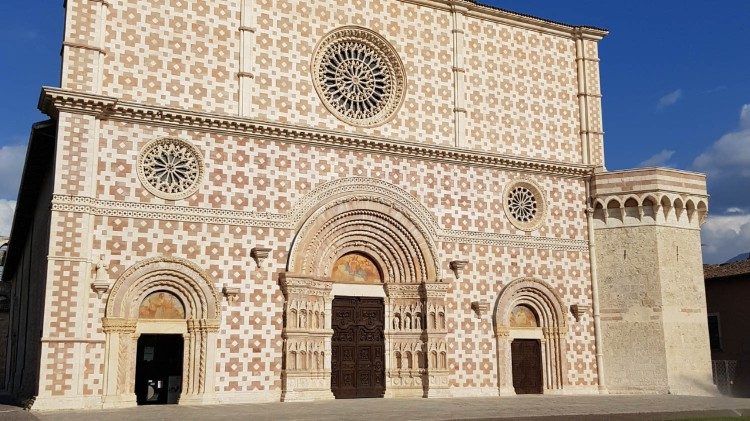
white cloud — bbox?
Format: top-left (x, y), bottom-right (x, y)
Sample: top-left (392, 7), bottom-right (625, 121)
top-left (0, 144), bottom-right (27, 200)
top-left (657, 89), bottom-right (683, 110)
top-left (639, 149), bottom-right (675, 167)
top-left (740, 104), bottom-right (750, 129)
top-left (692, 104), bottom-right (750, 212)
top-left (701, 214), bottom-right (750, 264)
top-left (0, 199), bottom-right (15, 236)
top-left (692, 104), bottom-right (750, 262)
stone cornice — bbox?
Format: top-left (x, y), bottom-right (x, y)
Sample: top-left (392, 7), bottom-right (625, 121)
top-left (401, 0), bottom-right (608, 40)
top-left (50, 194), bottom-right (590, 251)
top-left (39, 87), bottom-right (594, 179)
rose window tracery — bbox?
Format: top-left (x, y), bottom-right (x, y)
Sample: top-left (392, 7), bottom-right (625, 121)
top-left (137, 138), bottom-right (204, 200)
top-left (508, 186), bottom-right (537, 223)
top-left (312, 27), bottom-right (406, 127)
top-left (503, 180), bottom-right (546, 231)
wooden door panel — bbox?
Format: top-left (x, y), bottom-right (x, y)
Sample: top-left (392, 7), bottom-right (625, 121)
top-left (331, 296), bottom-right (384, 399)
top-left (511, 339), bottom-right (543, 394)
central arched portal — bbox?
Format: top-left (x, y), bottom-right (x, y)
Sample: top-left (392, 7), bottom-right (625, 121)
top-left (280, 191), bottom-right (450, 401)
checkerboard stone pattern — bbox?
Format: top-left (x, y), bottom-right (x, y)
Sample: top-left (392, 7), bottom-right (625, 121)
top-left (35, 0), bottom-right (610, 406)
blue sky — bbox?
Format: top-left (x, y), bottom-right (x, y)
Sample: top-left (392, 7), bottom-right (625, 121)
top-left (0, 1), bottom-right (748, 262)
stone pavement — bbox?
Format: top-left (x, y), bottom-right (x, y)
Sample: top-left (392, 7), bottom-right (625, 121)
top-left (1, 395), bottom-right (750, 421)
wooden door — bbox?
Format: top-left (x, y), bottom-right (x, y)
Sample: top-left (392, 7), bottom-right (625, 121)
top-left (511, 339), bottom-right (543, 394)
top-left (331, 296), bottom-right (385, 399)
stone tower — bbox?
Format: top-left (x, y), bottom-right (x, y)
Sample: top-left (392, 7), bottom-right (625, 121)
top-left (591, 168), bottom-right (715, 395)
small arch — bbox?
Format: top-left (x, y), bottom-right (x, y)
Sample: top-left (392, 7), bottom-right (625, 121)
top-left (103, 256), bottom-right (221, 404)
top-left (623, 197), bottom-right (639, 208)
top-left (289, 309), bottom-right (298, 328)
top-left (606, 198), bottom-right (621, 209)
top-left (438, 312), bottom-right (446, 330)
top-left (393, 313), bottom-right (401, 330)
top-left (439, 352), bottom-right (447, 369)
top-left (289, 351), bottom-right (297, 370)
top-left (405, 312), bottom-right (412, 329)
top-left (395, 351), bottom-right (402, 369)
top-left (405, 351), bottom-right (413, 369)
top-left (415, 312), bottom-right (422, 329)
top-left (494, 278), bottom-right (568, 393)
top-left (430, 351), bottom-right (438, 369)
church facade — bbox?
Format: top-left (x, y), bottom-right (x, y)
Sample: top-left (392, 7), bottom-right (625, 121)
top-left (2, 0), bottom-right (716, 410)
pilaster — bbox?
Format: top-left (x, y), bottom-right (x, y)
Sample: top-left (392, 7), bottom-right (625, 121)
top-left (450, 5), bottom-right (468, 148)
top-left (239, 0), bottom-right (257, 117)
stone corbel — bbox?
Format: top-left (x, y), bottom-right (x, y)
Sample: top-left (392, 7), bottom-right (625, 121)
top-left (222, 285), bottom-right (240, 303)
top-left (471, 300), bottom-right (489, 317)
top-left (91, 255), bottom-right (110, 298)
top-left (251, 247), bottom-right (272, 268)
top-left (449, 260), bottom-right (469, 279)
top-left (570, 304), bottom-right (590, 322)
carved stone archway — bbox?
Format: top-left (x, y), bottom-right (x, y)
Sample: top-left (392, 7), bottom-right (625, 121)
top-left (101, 256), bottom-right (221, 408)
top-left (494, 278), bottom-right (568, 395)
top-left (280, 191), bottom-right (450, 401)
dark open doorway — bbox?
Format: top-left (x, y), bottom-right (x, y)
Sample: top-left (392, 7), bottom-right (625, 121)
top-left (511, 339), bottom-right (543, 394)
top-left (331, 296), bottom-right (385, 399)
top-left (135, 334), bottom-right (184, 405)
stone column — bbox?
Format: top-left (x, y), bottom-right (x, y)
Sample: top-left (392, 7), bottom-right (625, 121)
top-left (101, 318), bottom-right (138, 408)
top-left (494, 325), bottom-right (514, 396)
top-left (423, 281), bottom-right (451, 398)
top-left (279, 274), bottom-right (334, 401)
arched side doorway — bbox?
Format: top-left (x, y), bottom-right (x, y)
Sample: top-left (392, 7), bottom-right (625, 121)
top-left (494, 278), bottom-right (568, 395)
top-left (101, 256), bottom-right (221, 408)
top-left (280, 195), bottom-right (450, 401)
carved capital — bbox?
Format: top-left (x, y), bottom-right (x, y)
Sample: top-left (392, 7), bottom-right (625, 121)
top-left (471, 300), bottom-right (489, 316)
top-left (251, 247), bottom-right (272, 268)
top-left (222, 285), bottom-right (240, 303)
top-left (570, 304), bottom-right (590, 322)
top-left (449, 260), bottom-right (469, 278)
top-left (102, 317), bottom-right (137, 334)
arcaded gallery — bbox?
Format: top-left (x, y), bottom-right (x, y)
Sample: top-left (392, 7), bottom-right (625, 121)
top-left (2, 0), bottom-right (716, 410)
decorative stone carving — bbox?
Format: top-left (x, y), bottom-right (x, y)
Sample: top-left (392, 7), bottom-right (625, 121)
top-left (449, 260), bottom-right (469, 279)
top-left (503, 179), bottom-right (547, 231)
top-left (250, 247), bottom-right (272, 268)
top-left (91, 254), bottom-right (110, 298)
top-left (102, 256), bottom-right (221, 407)
top-left (494, 277), bottom-right (567, 394)
top-left (137, 137), bottom-right (204, 200)
top-left (312, 26), bottom-right (406, 127)
top-left (570, 304), bottom-right (590, 322)
top-left (471, 300), bottom-right (489, 316)
top-left (222, 285), bottom-right (240, 303)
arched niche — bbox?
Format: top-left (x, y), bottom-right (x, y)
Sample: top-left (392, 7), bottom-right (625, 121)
top-left (494, 278), bottom-right (568, 395)
top-left (101, 256), bottom-right (221, 408)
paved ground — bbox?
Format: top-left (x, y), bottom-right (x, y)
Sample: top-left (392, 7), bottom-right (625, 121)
top-left (1, 395), bottom-right (750, 421)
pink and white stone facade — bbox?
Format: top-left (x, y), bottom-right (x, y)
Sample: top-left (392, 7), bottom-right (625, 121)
top-left (1, 0), bottom-right (715, 411)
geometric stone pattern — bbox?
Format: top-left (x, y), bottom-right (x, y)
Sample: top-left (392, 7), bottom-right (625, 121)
top-left (21, 0), bottom-right (689, 412)
top-left (463, 20), bottom-right (583, 162)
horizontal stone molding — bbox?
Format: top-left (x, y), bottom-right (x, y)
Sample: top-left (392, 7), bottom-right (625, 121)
top-left (50, 194), bottom-right (590, 251)
top-left (38, 87), bottom-right (594, 179)
top-left (401, 0), bottom-right (607, 40)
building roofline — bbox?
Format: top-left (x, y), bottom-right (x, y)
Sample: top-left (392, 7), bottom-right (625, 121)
top-left (460, 0), bottom-right (608, 34)
top-left (2, 120), bottom-right (57, 282)
top-left (401, 0), bottom-right (608, 39)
